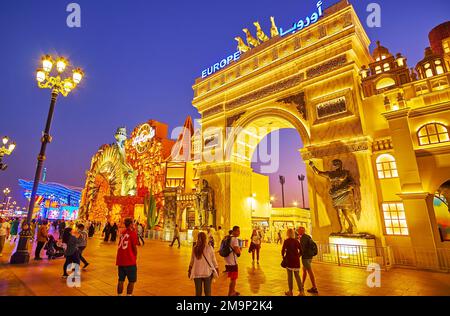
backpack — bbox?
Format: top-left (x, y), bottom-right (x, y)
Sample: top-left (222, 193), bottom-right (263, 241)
top-left (303, 235), bottom-right (318, 257)
top-left (310, 239), bottom-right (318, 257)
top-left (219, 236), bottom-right (232, 257)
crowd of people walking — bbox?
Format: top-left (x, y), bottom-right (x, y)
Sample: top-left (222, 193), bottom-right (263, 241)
top-left (181, 224), bottom-right (319, 297)
top-left (1, 214), bottom-right (319, 297)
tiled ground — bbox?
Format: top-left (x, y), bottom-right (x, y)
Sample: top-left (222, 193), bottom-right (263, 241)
top-left (1, 233), bottom-right (450, 296)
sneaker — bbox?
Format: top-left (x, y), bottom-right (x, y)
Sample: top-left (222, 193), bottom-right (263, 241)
top-left (307, 288), bottom-right (319, 294)
top-left (298, 290), bottom-right (305, 296)
top-left (285, 291), bottom-right (293, 296)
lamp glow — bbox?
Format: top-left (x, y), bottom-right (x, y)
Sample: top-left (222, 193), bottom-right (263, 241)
top-left (2, 137), bottom-right (8, 145)
top-left (72, 68), bottom-right (84, 84)
top-left (64, 80), bottom-right (74, 92)
top-left (8, 142), bottom-right (16, 152)
top-left (56, 57), bottom-right (68, 73)
top-left (42, 55), bottom-right (53, 72)
top-left (36, 69), bottom-right (46, 83)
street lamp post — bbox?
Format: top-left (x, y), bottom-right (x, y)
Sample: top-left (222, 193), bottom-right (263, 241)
top-left (3, 188), bottom-right (11, 202)
top-left (298, 174), bottom-right (306, 209)
top-left (10, 54), bottom-right (84, 265)
top-left (5, 197), bottom-right (12, 212)
top-left (0, 137), bottom-right (16, 171)
top-left (279, 175), bottom-right (286, 208)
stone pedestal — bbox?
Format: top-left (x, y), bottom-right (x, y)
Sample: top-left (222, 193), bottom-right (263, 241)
top-left (323, 234), bottom-right (384, 266)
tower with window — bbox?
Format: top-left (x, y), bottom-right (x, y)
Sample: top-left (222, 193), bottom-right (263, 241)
top-left (360, 41), bottom-right (411, 97)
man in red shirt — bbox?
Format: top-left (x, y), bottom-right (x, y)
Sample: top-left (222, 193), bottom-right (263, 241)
top-left (116, 218), bottom-right (138, 296)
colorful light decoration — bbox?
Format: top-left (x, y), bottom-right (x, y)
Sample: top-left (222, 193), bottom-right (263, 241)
top-left (19, 179), bottom-right (82, 220)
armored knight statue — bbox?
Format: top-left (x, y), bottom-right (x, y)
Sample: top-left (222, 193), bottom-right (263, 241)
top-left (114, 127), bottom-right (137, 196)
top-left (198, 179), bottom-right (215, 227)
top-left (309, 159), bottom-right (360, 234)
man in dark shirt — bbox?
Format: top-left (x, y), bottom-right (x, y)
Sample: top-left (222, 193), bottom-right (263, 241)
top-left (298, 227), bottom-right (318, 294)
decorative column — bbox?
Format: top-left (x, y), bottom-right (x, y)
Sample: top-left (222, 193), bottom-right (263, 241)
top-left (198, 161), bottom-right (253, 238)
top-left (383, 108), bottom-right (439, 267)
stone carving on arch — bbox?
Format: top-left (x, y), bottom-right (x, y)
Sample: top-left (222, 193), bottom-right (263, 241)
top-left (224, 74), bottom-right (304, 111)
top-left (277, 92), bottom-right (307, 121)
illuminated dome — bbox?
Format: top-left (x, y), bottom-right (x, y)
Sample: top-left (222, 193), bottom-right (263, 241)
top-left (429, 21), bottom-right (450, 55)
top-left (372, 41), bottom-right (392, 61)
top-left (416, 47), bottom-right (447, 79)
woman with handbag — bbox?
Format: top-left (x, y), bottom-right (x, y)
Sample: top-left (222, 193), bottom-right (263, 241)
top-left (188, 232), bottom-right (219, 296)
top-left (281, 228), bottom-right (304, 296)
top-left (249, 229), bottom-right (262, 264)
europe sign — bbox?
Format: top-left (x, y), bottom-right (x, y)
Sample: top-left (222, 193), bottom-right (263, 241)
top-left (201, 1), bottom-right (324, 79)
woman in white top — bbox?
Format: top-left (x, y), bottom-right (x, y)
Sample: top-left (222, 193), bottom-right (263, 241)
top-left (188, 232), bottom-right (219, 296)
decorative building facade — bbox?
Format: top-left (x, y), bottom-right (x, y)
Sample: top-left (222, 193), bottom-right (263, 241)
top-left (192, 0), bottom-right (450, 269)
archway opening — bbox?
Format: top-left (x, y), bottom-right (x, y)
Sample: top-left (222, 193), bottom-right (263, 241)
top-left (434, 180), bottom-right (450, 241)
top-left (228, 112), bottom-right (311, 241)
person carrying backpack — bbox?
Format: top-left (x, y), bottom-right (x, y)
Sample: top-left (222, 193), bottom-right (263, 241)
top-left (219, 226), bottom-right (241, 296)
top-left (298, 227), bottom-right (319, 294)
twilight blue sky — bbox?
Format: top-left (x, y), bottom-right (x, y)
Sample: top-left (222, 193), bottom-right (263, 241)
top-left (0, 0), bottom-right (449, 207)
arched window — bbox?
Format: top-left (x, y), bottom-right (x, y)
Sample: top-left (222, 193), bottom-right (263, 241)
top-left (375, 66), bottom-right (382, 74)
top-left (418, 123), bottom-right (450, 146)
top-left (383, 63), bottom-right (390, 71)
top-left (376, 154), bottom-right (398, 179)
top-left (435, 60), bottom-right (444, 75)
top-left (376, 77), bottom-right (396, 90)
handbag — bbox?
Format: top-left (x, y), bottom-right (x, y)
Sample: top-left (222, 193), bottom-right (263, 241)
top-left (281, 256), bottom-right (287, 268)
top-left (248, 242), bottom-right (255, 253)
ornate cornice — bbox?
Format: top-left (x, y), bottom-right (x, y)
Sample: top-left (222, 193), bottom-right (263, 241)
top-left (225, 74), bottom-right (304, 110)
top-left (397, 192), bottom-right (431, 200)
top-left (382, 108), bottom-right (410, 120)
top-left (306, 55), bottom-right (347, 79)
top-left (301, 137), bottom-right (372, 160)
top-left (408, 101), bottom-right (450, 118)
top-left (203, 105), bottom-right (224, 118)
top-left (415, 144), bottom-right (450, 157)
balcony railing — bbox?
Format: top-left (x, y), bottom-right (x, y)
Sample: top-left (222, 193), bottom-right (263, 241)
top-left (315, 243), bottom-right (390, 269)
top-left (313, 243), bottom-right (450, 272)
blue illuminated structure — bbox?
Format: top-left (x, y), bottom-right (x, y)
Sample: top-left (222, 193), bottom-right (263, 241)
top-left (18, 179), bottom-right (82, 220)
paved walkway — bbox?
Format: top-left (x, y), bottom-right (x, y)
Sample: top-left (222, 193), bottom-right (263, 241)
top-left (1, 234), bottom-right (450, 296)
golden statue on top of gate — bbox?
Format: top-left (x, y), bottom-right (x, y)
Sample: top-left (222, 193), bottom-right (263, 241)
top-left (236, 18), bottom-right (279, 54)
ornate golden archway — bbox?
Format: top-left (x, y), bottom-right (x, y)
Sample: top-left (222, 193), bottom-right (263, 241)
top-left (224, 106), bottom-right (311, 165)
